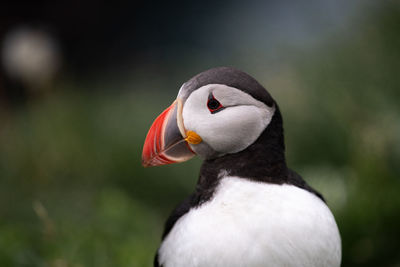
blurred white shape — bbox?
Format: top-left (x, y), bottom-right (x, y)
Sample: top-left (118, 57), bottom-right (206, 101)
top-left (1, 27), bottom-right (61, 89)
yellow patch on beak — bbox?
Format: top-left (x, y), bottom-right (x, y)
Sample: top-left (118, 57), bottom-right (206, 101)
top-left (185, 131), bottom-right (202, 144)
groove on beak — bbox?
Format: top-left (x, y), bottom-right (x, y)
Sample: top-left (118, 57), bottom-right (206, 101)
top-left (142, 99), bottom-right (195, 167)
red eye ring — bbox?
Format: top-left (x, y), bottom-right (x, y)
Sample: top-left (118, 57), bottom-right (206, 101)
top-left (207, 93), bottom-right (224, 114)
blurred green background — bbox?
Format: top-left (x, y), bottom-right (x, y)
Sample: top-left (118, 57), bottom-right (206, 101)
top-left (1, 1), bottom-right (400, 266)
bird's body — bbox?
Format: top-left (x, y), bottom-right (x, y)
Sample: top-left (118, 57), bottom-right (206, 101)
top-left (158, 176), bottom-right (341, 267)
top-left (142, 67), bottom-right (342, 267)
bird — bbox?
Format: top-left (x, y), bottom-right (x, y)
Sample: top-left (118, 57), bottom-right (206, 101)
top-left (142, 67), bottom-right (341, 267)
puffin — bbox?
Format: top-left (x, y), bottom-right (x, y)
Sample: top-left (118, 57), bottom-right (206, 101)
top-left (142, 67), bottom-right (341, 267)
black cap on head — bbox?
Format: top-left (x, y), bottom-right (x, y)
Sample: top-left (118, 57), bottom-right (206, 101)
top-left (181, 67), bottom-right (274, 107)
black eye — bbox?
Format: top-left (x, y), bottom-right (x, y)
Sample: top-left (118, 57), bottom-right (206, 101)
top-left (207, 94), bottom-right (224, 114)
top-left (208, 99), bottom-right (220, 110)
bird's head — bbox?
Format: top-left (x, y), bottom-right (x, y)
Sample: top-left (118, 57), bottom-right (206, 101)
top-left (142, 67), bottom-right (279, 167)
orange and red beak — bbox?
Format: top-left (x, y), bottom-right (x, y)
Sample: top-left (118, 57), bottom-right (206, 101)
top-left (142, 99), bottom-right (201, 167)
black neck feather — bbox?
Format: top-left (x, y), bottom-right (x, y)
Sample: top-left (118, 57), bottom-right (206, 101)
top-left (195, 105), bottom-right (323, 204)
top-left (201, 105), bottom-right (286, 179)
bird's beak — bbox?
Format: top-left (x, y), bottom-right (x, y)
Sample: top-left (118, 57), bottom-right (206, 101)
top-left (142, 99), bottom-right (202, 167)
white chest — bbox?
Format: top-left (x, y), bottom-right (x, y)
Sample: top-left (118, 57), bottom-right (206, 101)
top-left (158, 177), bottom-right (341, 267)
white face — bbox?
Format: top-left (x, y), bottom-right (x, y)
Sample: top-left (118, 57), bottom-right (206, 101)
top-left (180, 84), bottom-right (275, 158)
